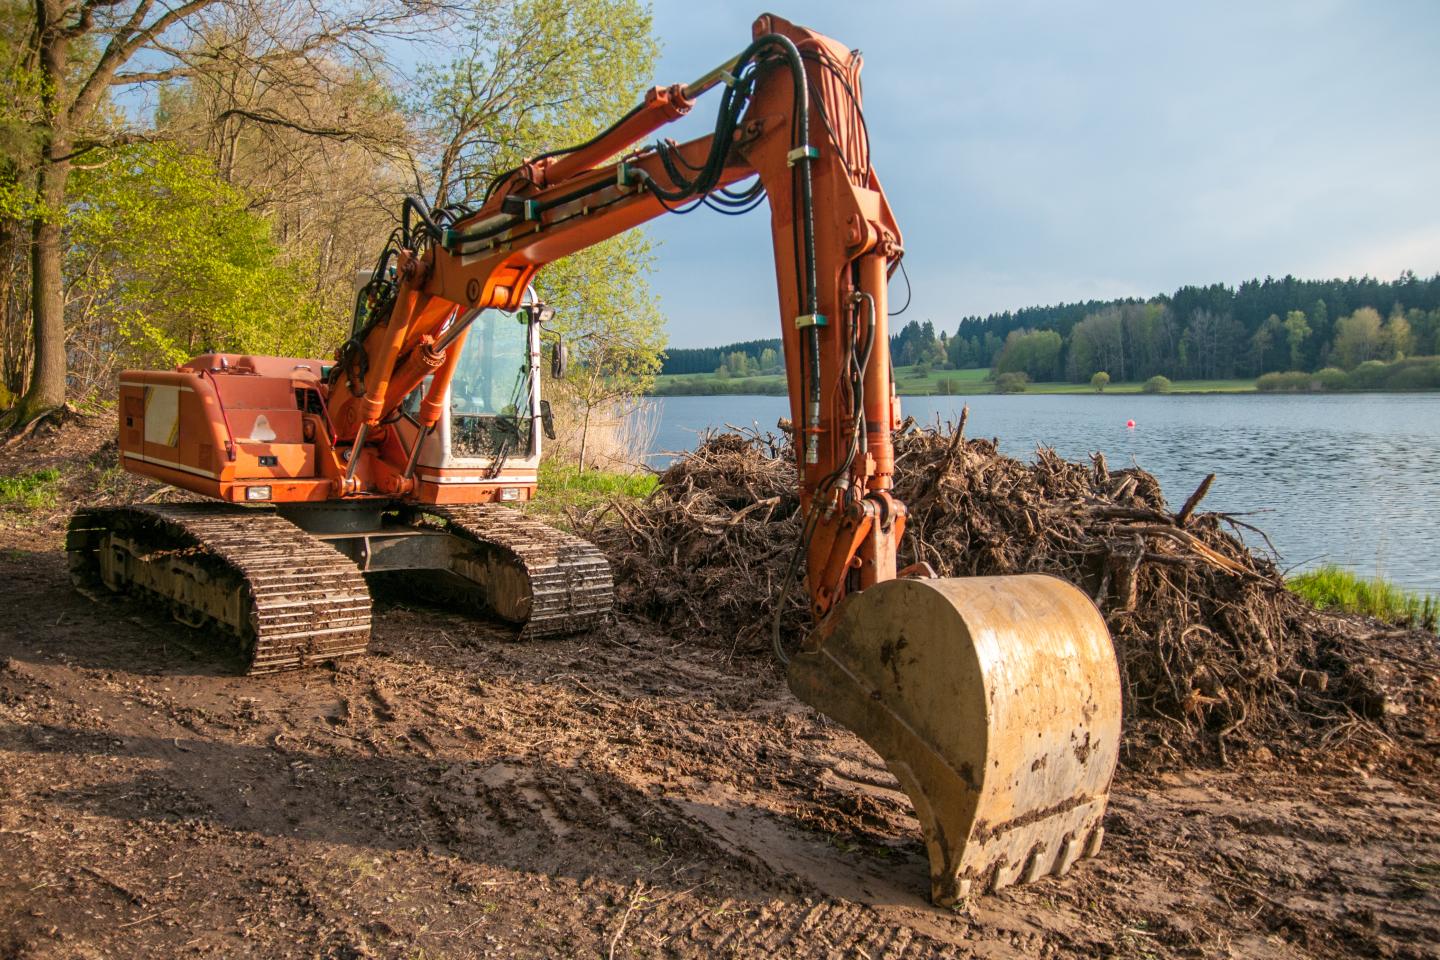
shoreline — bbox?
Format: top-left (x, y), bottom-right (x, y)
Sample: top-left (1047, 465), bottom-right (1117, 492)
top-left (647, 385), bottom-right (1440, 398)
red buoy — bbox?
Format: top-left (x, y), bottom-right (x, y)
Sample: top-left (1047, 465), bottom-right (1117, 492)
top-left (1126, 419), bottom-right (1136, 429)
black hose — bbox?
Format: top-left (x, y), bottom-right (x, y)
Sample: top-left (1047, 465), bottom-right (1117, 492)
top-left (402, 196), bottom-right (442, 245)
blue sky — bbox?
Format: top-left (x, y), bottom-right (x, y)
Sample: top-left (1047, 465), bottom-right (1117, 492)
top-left (639, 1), bottom-right (1440, 346)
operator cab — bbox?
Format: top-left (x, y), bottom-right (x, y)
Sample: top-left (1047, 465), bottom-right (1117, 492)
top-left (433, 307), bottom-right (533, 460)
top-left (397, 305), bottom-right (553, 501)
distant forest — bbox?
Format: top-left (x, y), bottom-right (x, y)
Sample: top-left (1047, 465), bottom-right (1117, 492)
top-left (660, 272), bottom-right (1440, 383)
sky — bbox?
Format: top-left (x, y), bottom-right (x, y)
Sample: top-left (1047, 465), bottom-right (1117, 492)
top-left (634, 1), bottom-right (1440, 347)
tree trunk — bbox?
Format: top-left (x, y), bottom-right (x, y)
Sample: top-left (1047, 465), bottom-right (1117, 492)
top-left (13, 152), bottom-right (69, 423)
top-left (578, 403), bottom-right (592, 471)
top-left (10, 0), bottom-right (70, 425)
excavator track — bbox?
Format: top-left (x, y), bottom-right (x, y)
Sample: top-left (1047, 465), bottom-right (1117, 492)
top-left (67, 503), bottom-right (371, 674)
top-left (415, 504), bottom-right (612, 638)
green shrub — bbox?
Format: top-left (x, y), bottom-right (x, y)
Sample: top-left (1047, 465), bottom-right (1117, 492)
top-left (1255, 370), bottom-right (1313, 392)
top-left (994, 372), bottom-right (1029, 394)
top-left (1383, 356), bottom-right (1440, 390)
top-left (1289, 565), bottom-right (1437, 632)
top-left (1347, 359), bottom-right (1390, 389)
top-left (1142, 375), bottom-right (1172, 394)
top-left (1313, 367), bottom-right (1348, 391)
top-left (1090, 371), bottom-right (1110, 392)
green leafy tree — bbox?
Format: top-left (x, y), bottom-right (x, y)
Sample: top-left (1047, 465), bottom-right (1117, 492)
top-left (407, 0), bottom-right (661, 468)
top-left (1066, 308), bottom-right (1126, 381)
top-left (540, 235), bottom-right (664, 469)
top-left (1090, 371), bottom-right (1109, 392)
top-left (1332, 307), bottom-right (1384, 369)
top-left (65, 143), bottom-right (322, 388)
top-left (946, 334), bottom-right (976, 369)
top-left (1283, 310), bottom-right (1311, 370)
top-left (7, 0), bottom-right (437, 426)
top-left (994, 328), bottom-right (1062, 381)
top-left (1383, 307), bottom-right (1413, 360)
top-left (1250, 314), bottom-right (1283, 375)
top-left (1143, 375), bottom-right (1172, 394)
top-left (409, 0), bottom-right (655, 209)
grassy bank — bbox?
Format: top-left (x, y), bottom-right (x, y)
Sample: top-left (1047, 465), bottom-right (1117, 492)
top-left (650, 366), bottom-right (1255, 396)
top-left (1289, 564), bottom-right (1437, 631)
top-left (529, 459), bottom-right (657, 519)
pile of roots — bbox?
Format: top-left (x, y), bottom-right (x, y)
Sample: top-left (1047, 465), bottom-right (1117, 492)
top-left (588, 416), bottom-right (1438, 767)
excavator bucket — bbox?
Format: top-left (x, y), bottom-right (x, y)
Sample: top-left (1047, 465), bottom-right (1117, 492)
top-left (786, 574), bottom-right (1121, 905)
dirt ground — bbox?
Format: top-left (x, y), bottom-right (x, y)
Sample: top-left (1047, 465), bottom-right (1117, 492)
top-left (1, 423), bottom-right (1438, 958)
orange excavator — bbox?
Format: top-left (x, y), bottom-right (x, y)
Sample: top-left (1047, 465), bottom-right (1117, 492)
top-left (68, 14), bottom-right (1122, 904)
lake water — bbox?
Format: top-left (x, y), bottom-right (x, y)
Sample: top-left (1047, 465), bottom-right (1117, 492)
top-left (647, 393), bottom-right (1440, 594)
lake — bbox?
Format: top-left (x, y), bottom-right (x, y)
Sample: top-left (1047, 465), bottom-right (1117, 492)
top-left (646, 393), bottom-right (1440, 594)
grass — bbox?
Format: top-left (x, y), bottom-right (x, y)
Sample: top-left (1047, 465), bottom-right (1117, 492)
top-left (0, 467), bottom-right (63, 509)
top-left (651, 367), bottom-right (1256, 396)
top-left (530, 459), bottom-right (658, 518)
top-left (1289, 564), bottom-right (1438, 632)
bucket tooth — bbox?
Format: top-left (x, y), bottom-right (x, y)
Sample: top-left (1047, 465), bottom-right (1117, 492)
top-left (786, 574), bottom-right (1122, 905)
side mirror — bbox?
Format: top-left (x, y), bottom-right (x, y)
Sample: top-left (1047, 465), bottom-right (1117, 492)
top-left (550, 338), bottom-right (568, 380)
top-left (539, 399), bottom-right (556, 440)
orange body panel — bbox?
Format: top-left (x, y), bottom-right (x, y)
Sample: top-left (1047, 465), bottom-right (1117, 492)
top-left (117, 354), bottom-right (537, 506)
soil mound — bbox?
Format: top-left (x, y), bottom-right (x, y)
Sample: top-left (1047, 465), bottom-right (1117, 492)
top-left (592, 418), bottom-right (1439, 769)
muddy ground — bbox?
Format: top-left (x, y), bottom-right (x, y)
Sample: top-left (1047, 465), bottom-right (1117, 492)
top-left (1, 424), bottom-right (1438, 959)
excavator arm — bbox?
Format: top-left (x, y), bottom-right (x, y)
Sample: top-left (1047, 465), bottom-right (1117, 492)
top-left (325, 12), bottom-right (1122, 904)
top-left (329, 14), bottom-right (903, 621)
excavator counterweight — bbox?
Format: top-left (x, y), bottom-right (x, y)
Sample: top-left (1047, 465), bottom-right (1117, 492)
top-left (71, 11), bottom-right (1123, 905)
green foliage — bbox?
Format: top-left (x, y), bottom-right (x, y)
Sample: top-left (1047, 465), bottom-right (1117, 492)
top-left (1331, 307), bottom-right (1384, 369)
top-left (994, 371), bottom-right (1028, 394)
top-left (661, 338), bottom-right (781, 376)
top-left (954, 273), bottom-right (1440, 385)
top-left (1283, 310), bottom-right (1311, 369)
top-left (1142, 375), bottom-right (1172, 394)
top-left (1346, 359), bottom-right (1391, 389)
top-left (0, 467), bottom-right (61, 508)
top-left (532, 458), bottom-right (656, 517)
top-left (995, 328), bottom-right (1062, 381)
top-left (718, 350), bottom-right (757, 377)
top-left (1090, 371), bottom-right (1110, 392)
top-left (1289, 564), bottom-right (1437, 632)
top-left (67, 143), bottom-right (328, 367)
top-left (1383, 357), bottom-right (1440, 390)
top-left (1259, 358), bottom-right (1440, 392)
top-left (651, 374), bottom-right (786, 396)
top-left (1383, 307), bottom-right (1413, 359)
top-left (541, 234), bottom-right (666, 400)
top-left (409, 0), bottom-right (663, 445)
top-left (0, 2), bottom-right (46, 222)
top-left (1255, 370), bottom-right (1314, 392)
top-left (410, 0), bottom-right (657, 207)
top-left (892, 319), bottom-right (947, 368)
